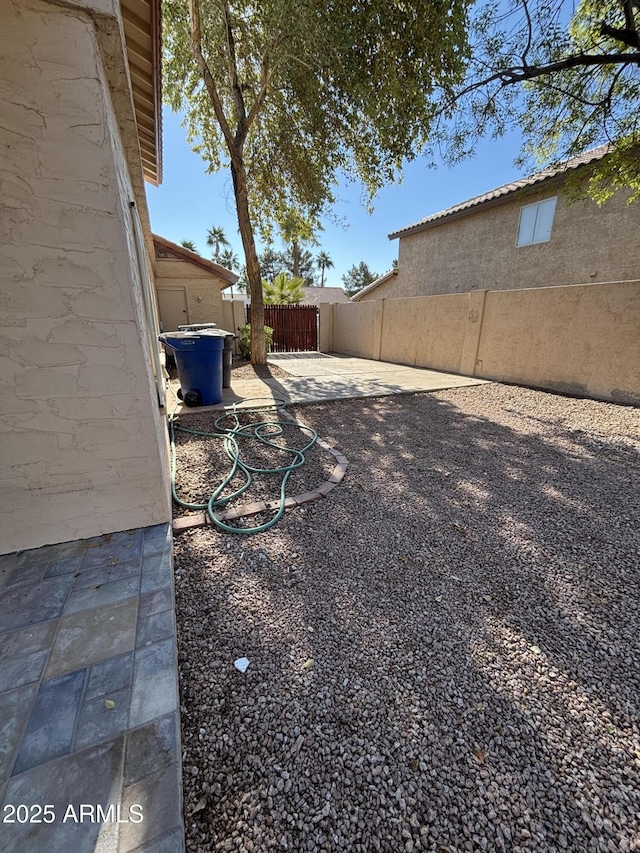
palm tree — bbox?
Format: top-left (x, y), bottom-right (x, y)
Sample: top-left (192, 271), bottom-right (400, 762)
top-left (206, 226), bottom-right (229, 263)
top-left (278, 210), bottom-right (316, 279)
top-left (262, 272), bottom-right (304, 304)
top-left (219, 248), bottom-right (240, 298)
top-left (180, 239), bottom-right (197, 252)
top-left (219, 248), bottom-right (239, 271)
top-left (316, 251), bottom-right (334, 287)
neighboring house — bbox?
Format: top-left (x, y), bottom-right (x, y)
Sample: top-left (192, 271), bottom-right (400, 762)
top-left (154, 234), bottom-right (238, 331)
top-left (299, 286), bottom-right (351, 305)
top-left (351, 269), bottom-right (398, 302)
top-left (1, 0), bottom-right (170, 554)
top-left (357, 146), bottom-right (639, 301)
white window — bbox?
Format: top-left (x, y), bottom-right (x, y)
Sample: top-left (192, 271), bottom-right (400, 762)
top-left (516, 197), bottom-right (557, 246)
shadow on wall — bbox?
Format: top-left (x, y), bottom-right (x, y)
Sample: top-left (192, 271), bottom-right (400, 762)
top-left (173, 388), bottom-right (640, 850)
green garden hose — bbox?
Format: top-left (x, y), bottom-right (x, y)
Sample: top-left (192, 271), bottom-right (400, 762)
top-left (168, 399), bottom-right (317, 534)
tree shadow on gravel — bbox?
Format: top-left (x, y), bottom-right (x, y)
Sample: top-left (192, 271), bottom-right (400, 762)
top-left (174, 386), bottom-right (640, 853)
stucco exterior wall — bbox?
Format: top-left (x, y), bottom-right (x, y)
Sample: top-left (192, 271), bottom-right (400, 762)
top-left (0, 0), bottom-right (171, 554)
top-left (378, 184), bottom-right (640, 300)
top-left (155, 258), bottom-right (226, 328)
top-left (326, 282), bottom-right (640, 404)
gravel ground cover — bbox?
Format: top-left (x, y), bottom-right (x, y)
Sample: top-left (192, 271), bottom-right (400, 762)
top-left (174, 383), bottom-right (640, 853)
top-left (171, 407), bottom-right (335, 526)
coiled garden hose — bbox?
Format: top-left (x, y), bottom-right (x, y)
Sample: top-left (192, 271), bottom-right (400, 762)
top-left (168, 399), bottom-right (317, 534)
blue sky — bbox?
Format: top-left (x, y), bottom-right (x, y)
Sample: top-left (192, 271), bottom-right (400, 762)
top-left (146, 108), bottom-right (530, 288)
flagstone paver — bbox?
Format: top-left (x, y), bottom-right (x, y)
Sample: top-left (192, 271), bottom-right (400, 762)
top-left (0, 524), bottom-right (185, 853)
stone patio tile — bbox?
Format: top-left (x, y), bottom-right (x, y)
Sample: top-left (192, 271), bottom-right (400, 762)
top-left (44, 554), bottom-right (84, 578)
top-left (64, 575), bottom-right (140, 616)
top-left (138, 588), bottom-right (173, 619)
top-left (2, 735), bottom-right (125, 853)
top-left (136, 609), bottom-right (175, 648)
top-left (80, 537), bottom-right (143, 572)
top-left (118, 762), bottom-right (183, 853)
top-left (35, 539), bottom-right (87, 562)
top-left (0, 649), bottom-right (49, 692)
top-left (142, 524), bottom-right (172, 557)
top-left (85, 652), bottom-right (134, 701)
top-left (0, 576), bottom-right (74, 632)
top-left (74, 686), bottom-right (131, 751)
top-left (0, 684), bottom-right (38, 779)
top-left (128, 828), bottom-right (185, 853)
top-left (13, 668), bottom-right (86, 774)
top-left (124, 712), bottom-right (180, 786)
top-left (0, 619), bottom-right (59, 663)
top-left (4, 561), bottom-right (49, 588)
top-left (71, 559), bottom-right (141, 591)
top-left (140, 551), bottom-right (173, 594)
top-left (129, 638), bottom-right (178, 728)
top-left (45, 597), bottom-right (138, 680)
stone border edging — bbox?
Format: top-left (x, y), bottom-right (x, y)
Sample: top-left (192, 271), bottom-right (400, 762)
top-left (171, 409), bottom-right (348, 535)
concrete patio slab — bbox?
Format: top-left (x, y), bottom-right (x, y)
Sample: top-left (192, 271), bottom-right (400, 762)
top-left (168, 353), bottom-right (488, 416)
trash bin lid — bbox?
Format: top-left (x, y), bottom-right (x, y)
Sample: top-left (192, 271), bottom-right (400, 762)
top-left (178, 323), bottom-right (218, 331)
top-left (158, 331), bottom-right (224, 351)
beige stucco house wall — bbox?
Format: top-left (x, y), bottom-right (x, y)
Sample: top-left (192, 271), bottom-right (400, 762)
top-left (0, 0), bottom-right (171, 554)
top-left (154, 235), bottom-right (238, 331)
top-left (357, 151), bottom-right (640, 301)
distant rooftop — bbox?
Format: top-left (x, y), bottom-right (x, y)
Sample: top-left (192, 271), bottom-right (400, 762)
top-left (300, 286), bottom-right (350, 305)
top-left (389, 145), bottom-right (610, 240)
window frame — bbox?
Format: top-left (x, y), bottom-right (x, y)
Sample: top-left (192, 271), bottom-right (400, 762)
top-left (516, 196), bottom-right (558, 247)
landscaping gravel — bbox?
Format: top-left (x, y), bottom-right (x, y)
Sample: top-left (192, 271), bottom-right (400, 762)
top-left (174, 383), bottom-right (640, 852)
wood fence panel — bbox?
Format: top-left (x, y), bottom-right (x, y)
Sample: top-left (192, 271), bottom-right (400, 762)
top-left (246, 304), bottom-right (318, 352)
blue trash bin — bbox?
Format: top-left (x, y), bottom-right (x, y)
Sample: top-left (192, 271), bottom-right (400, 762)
top-left (159, 331), bottom-right (224, 406)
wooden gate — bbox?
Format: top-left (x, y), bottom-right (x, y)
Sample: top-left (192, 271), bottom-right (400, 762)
top-left (246, 304), bottom-right (318, 352)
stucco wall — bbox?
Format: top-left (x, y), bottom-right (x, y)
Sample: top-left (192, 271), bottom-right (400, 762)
top-left (155, 258), bottom-right (226, 328)
top-left (0, 0), bottom-right (171, 554)
top-left (368, 184), bottom-right (640, 301)
top-left (324, 282), bottom-right (640, 404)
top-left (332, 302), bottom-right (378, 358)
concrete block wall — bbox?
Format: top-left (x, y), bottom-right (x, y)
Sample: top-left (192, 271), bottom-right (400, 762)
top-left (321, 281), bottom-right (640, 405)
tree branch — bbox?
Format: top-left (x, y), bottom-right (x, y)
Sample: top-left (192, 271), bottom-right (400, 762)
top-left (187, 0), bottom-right (237, 157)
top-left (450, 51), bottom-right (640, 107)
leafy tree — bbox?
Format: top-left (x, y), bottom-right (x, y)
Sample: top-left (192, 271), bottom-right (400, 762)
top-left (180, 239), bottom-right (198, 252)
top-left (439, 0), bottom-right (640, 201)
top-left (163, 0), bottom-right (471, 362)
top-left (282, 247), bottom-right (316, 287)
top-left (316, 251), bottom-right (334, 287)
top-left (342, 262), bottom-right (379, 299)
top-left (206, 226), bottom-right (229, 263)
top-left (263, 272), bottom-right (304, 304)
top-left (258, 247), bottom-right (288, 283)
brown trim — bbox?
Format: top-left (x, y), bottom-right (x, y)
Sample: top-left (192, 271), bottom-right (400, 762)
top-left (153, 235), bottom-right (240, 284)
top-left (150, 0), bottom-right (162, 185)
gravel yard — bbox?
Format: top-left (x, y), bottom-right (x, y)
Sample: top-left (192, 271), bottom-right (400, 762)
top-left (174, 383), bottom-right (640, 853)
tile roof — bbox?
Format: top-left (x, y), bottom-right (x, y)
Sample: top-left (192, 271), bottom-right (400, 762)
top-left (300, 287), bottom-right (350, 304)
top-left (152, 235), bottom-right (239, 285)
top-left (389, 145), bottom-right (610, 240)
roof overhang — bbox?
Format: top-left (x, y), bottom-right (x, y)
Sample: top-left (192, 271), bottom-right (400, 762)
top-left (122, 0), bottom-right (162, 186)
top-left (153, 235), bottom-right (240, 285)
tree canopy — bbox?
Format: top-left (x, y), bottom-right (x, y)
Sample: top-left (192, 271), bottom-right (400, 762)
top-left (438, 0), bottom-right (640, 201)
top-left (162, 0), bottom-right (471, 361)
top-left (342, 262), bottom-right (379, 299)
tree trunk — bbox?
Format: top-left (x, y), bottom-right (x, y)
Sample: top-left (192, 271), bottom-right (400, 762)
top-left (292, 239), bottom-right (300, 279)
top-left (230, 157), bottom-right (266, 364)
